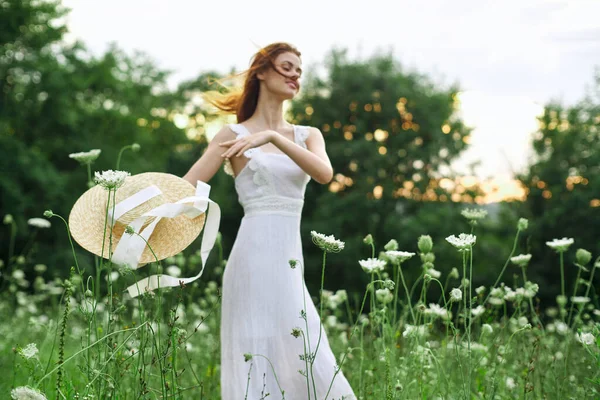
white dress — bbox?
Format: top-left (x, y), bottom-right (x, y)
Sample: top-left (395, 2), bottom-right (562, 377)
top-left (220, 124), bottom-right (356, 400)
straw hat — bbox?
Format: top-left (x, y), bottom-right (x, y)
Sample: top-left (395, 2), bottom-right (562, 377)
top-left (69, 172), bottom-right (206, 266)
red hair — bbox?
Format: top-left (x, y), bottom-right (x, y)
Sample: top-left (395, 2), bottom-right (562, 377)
top-left (204, 42), bottom-right (301, 123)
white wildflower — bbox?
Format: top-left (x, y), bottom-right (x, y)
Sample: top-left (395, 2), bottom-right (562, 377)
top-left (11, 386), bottom-right (47, 400)
top-left (505, 377), bottom-right (516, 390)
top-left (510, 254), bottom-right (532, 267)
top-left (482, 324), bottom-right (493, 335)
top-left (571, 296), bottom-right (590, 304)
top-left (471, 305), bottom-right (485, 318)
top-left (576, 332), bottom-right (595, 345)
top-left (376, 288), bottom-right (394, 304)
top-left (384, 250), bottom-right (415, 264)
top-left (27, 218), bottom-right (51, 229)
top-left (166, 265), bottom-right (181, 277)
top-left (310, 231), bottom-right (345, 253)
top-left (359, 258), bottom-right (386, 274)
top-left (461, 208), bottom-right (488, 220)
top-left (555, 321), bottom-right (569, 335)
top-left (69, 149), bottom-right (101, 165)
top-left (12, 270), bottom-right (25, 280)
top-left (449, 267), bottom-right (459, 279)
top-left (94, 170), bottom-right (130, 190)
top-left (450, 288), bottom-right (462, 302)
top-left (546, 237), bottom-right (574, 252)
top-left (504, 287), bottom-right (517, 302)
top-left (445, 233), bottom-right (476, 251)
top-left (427, 268), bottom-right (441, 279)
top-left (475, 286), bottom-right (486, 295)
top-left (19, 343), bottom-right (39, 359)
top-left (489, 297), bottom-right (504, 306)
top-left (402, 324), bottom-right (428, 338)
top-left (424, 303), bottom-right (451, 320)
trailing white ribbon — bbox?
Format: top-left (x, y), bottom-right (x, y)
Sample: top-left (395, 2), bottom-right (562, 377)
top-left (109, 181), bottom-right (220, 298)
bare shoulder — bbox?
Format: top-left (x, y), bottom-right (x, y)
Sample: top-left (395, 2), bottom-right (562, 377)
top-left (212, 125), bottom-right (237, 142)
top-left (304, 126), bottom-right (325, 143)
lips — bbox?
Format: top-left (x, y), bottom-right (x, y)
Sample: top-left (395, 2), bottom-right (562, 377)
top-left (286, 81), bottom-right (299, 90)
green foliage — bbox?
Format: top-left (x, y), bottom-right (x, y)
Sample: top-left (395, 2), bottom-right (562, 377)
top-left (287, 49), bottom-right (490, 294)
top-left (0, 0), bottom-right (191, 272)
top-left (517, 72), bottom-right (600, 302)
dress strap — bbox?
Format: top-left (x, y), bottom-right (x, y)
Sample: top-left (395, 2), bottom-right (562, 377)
top-left (227, 124), bottom-right (259, 159)
top-left (293, 125), bottom-right (310, 149)
top-left (229, 123), bottom-right (250, 138)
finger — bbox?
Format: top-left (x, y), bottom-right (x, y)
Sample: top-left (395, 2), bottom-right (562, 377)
top-left (219, 140), bottom-right (236, 146)
top-left (236, 144), bottom-right (253, 157)
top-left (222, 142), bottom-right (245, 158)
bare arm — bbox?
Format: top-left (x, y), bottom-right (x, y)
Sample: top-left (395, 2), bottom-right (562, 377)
top-left (182, 126), bottom-right (236, 185)
top-left (218, 127), bottom-right (333, 184)
top-left (271, 127), bottom-right (333, 184)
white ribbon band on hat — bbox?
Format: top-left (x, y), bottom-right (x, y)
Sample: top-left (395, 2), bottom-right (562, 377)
top-left (108, 180), bottom-right (220, 298)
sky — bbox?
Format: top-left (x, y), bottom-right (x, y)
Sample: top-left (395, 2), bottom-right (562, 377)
top-left (61, 0), bottom-right (600, 190)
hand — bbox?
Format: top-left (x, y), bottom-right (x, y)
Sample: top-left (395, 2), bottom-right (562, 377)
top-left (219, 130), bottom-right (276, 158)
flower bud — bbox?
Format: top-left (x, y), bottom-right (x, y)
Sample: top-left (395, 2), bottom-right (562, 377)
top-left (518, 218), bottom-right (528, 231)
top-left (576, 248), bottom-right (592, 266)
top-left (418, 235), bottom-right (433, 253)
top-left (384, 239), bottom-right (398, 251)
top-left (363, 234), bottom-right (374, 245)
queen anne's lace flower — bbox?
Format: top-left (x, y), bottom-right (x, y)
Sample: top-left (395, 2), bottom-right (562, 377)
top-left (310, 231), bottom-right (345, 253)
top-left (510, 254), bottom-right (532, 267)
top-left (375, 288), bottom-right (394, 304)
top-left (11, 386), bottom-right (47, 400)
top-left (27, 218), bottom-right (51, 229)
top-left (424, 303), bottom-right (451, 320)
top-left (69, 149), bottom-right (101, 165)
top-left (94, 170), bottom-right (130, 190)
top-left (571, 296), bottom-right (590, 304)
top-left (471, 305), bottom-right (485, 317)
top-left (359, 258), bottom-right (386, 274)
top-left (576, 332), bottom-right (595, 345)
top-left (446, 233), bottom-right (476, 251)
top-left (402, 324), bottom-right (428, 338)
top-left (450, 288), bottom-right (462, 302)
top-left (461, 208), bottom-right (488, 220)
top-left (546, 237), bottom-right (574, 252)
top-left (19, 343), bottom-right (38, 359)
top-left (385, 250), bottom-right (415, 264)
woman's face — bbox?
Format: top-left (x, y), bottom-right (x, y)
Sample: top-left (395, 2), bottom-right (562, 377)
top-left (258, 51), bottom-right (302, 100)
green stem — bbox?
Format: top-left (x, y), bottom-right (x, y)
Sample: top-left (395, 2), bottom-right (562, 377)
top-left (398, 263), bottom-right (416, 324)
top-left (483, 227), bottom-right (521, 306)
top-left (116, 145), bottom-right (132, 170)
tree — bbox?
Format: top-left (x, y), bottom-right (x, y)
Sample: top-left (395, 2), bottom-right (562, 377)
top-left (518, 71), bottom-right (600, 303)
top-left (0, 0), bottom-right (191, 275)
top-left (287, 49), bottom-right (479, 294)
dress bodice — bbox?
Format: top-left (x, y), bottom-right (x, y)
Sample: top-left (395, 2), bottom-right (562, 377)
top-left (225, 124), bottom-right (311, 217)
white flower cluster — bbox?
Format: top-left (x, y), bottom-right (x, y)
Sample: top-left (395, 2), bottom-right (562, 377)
top-left (359, 258), bottom-right (386, 274)
top-left (461, 208), bottom-right (488, 221)
top-left (576, 332), bottom-right (595, 345)
top-left (450, 288), bottom-right (462, 302)
top-left (375, 288), bottom-right (394, 304)
top-left (11, 386), bottom-right (47, 400)
top-left (69, 149), bottom-right (101, 165)
top-left (384, 250), bottom-right (415, 264)
top-left (402, 324), bottom-right (428, 338)
top-left (546, 237), bottom-right (574, 252)
top-left (446, 233), bottom-right (476, 251)
top-left (310, 231), bottom-right (345, 253)
top-left (510, 254), bottom-right (532, 267)
top-left (423, 303), bottom-right (451, 320)
top-left (323, 289), bottom-right (348, 310)
top-left (19, 343), bottom-right (39, 359)
top-left (27, 218), bottom-right (51, 229)
top-left (94, 170), bottom-right (130, 190)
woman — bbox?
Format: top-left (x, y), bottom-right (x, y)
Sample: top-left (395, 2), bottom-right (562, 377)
top-left (183, 42), bottom-right (356, 400)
